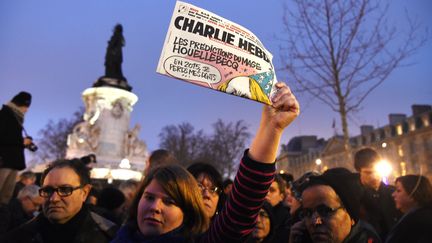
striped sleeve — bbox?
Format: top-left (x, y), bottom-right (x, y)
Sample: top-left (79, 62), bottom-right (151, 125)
top-left (200, 149), bottom-right (275, 242)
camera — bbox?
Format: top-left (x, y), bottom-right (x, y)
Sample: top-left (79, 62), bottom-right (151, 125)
top-left (24, 136), bottom-right (38, 152)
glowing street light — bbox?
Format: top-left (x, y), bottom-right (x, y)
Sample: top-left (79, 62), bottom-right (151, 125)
top-left (315, 158), bottom-right (322, 166)
top-left (375, 159), bottom-right (392, 184)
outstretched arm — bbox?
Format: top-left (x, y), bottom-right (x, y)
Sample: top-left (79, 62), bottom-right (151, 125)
top-left (249, 82), bottom-right (300, 163)
top-left (202, 82), bottom-right (300, 242)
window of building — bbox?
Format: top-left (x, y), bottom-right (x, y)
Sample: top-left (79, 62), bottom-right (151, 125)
top-left (415, 117), bottom-right (423, 129)
top-left (391, 126), bottom-right (397, 137)
top-left (370, 133), bottom-right (376, 142)
top-left (361, 136), bottom-right (366, 145)
top-left (402, 122), bottom-right (409, 134)
top-left (398, 145), bottom-right (404, 157)
top-left (396, 125), bottom-right (403, 135)
top-left (380, 129), bottom-right (386, 140)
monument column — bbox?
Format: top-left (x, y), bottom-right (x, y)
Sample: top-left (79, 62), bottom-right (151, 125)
top-left (66, 24), bottom-right (147, 180)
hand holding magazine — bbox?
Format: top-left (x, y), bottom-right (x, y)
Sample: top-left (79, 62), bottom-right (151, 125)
top-left (157, 1), bottom-right (278, 105)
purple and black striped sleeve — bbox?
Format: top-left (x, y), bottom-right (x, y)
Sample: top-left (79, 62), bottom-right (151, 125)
top-left (200, 149), bottom-right (275, 242)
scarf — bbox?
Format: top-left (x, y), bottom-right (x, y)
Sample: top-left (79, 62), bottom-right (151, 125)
top-left (5, 101), bottom-right (25, 125)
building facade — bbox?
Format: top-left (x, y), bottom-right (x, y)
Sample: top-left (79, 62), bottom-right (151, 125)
top-left (277, 105), bottom-right (432, 181)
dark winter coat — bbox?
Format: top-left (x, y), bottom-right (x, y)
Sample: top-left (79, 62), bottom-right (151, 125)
top-left (0, 105), bottom-right (26, 170)
top-left (385, 205), bottom-right (432, 243)
top-left (0, 205), bottom-right (118, 243)
top-left (271, 202), bottom-right (291, 243)
top-left (343, 220), bottom-right (382, 243)
top-left (359, 179), bottom-right (402, 240)
top-left (0, 198), bottom-right (34, 234)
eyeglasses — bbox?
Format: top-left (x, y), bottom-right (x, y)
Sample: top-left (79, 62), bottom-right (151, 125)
top-left (300, 204), bottom-right (344, 219)
top-left (197, 183), bottom-right (220, 196)
top-left (39, 185), bottom-right (83, 198)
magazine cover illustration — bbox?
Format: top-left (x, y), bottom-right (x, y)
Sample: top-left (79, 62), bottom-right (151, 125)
top-left (156, 1), bottom-right (278, 105)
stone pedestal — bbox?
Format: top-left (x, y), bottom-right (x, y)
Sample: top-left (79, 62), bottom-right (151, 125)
top-left (66, 86), bottom-right (148, 178)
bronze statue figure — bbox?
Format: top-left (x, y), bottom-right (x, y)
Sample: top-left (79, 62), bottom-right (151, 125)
top-left (94, 23), bottom-right (132, 91)
top-left (105, 24), bottom-right (125, 79)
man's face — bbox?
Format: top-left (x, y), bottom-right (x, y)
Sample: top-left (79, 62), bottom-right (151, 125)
top-left (18, 106), bottom-right (29, 114)
top-left (302, 185), bottom-right (352, 243)
top-left (21, 195), bottom-right (44, 216)
top-left (41, 167), bottom-right (90, 224)
top-left (252, 208), bottom-right (271, 241)
top-left (266, 181), bottom-right (284, 207)
top-left (359, 165), bottom-right (381, 190)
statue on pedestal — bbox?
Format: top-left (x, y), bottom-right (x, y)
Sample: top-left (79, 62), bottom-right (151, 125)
top-left (94, 24), bottom-right (132, 91)
top-left (124, 124), bottom-right (147, 158)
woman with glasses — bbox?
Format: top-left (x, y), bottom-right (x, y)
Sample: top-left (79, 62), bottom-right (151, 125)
top-left (290, 168), bottom-right (381, 243)
top-left (187, 162), bottom-right (224, 220)
top-left (385, 175), bottom-right (432, 243)
top-left (111, 82), bottom-right (300, 243)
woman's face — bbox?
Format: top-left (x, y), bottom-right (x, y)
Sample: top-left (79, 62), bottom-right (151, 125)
top-left (392, 181), bottom-right (417, 213)
top-left (197, 173), bottom-right (220, 218)
top-left (137, 179), bottom-right (184, 236)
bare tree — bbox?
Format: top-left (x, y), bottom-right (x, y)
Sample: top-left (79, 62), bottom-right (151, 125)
top-left (158, 120), bottom-right (250, 176)
top-left (159, 122), bottom-right (207, 167)
top-left (279, 0), bottom-right (427, 155)
top-left (36, 107), bottom-right (84, 161)
top-left (209, 119), bottom-right (250, 177)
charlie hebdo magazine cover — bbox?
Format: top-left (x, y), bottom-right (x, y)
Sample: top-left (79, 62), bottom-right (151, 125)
top-left (157, 1), bottom-right (278, 105)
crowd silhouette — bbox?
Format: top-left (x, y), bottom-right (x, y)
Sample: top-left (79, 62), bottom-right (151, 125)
top-left (1, 86), bottom-right (431, 243)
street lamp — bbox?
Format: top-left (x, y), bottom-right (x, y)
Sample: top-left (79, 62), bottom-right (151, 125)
top-left (315, 158), bottom-right (323, 172)
top-left (375, 159), bottom-right (392, 184)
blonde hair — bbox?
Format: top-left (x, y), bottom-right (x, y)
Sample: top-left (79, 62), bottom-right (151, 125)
top-left (218, 77), bottom-right (270, 104)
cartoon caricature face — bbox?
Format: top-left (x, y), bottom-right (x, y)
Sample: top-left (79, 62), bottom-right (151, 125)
top-left (223, 76), bottom-right (252, 98)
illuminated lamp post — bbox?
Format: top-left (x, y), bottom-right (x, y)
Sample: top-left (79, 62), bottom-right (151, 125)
top-left (375, 159), bottom-right (393, 185)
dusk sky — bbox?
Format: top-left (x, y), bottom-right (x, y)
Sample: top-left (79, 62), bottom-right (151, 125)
top-left (1, 0), bottom-right (431, 157)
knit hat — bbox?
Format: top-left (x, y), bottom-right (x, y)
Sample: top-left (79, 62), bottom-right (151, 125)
top-left (97, 187), bottom-right (125, 210)
top-left (307, 168), bottom-right (363, 223)
top-left (11, 91), bottom-right (32, 107)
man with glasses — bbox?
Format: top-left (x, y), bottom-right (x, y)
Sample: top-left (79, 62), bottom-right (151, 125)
top-left (0, 159), bottom-right (118, 243)
top-left (0, 184), bottom-right (43, 234)
top-left (290, 168), bottom-right (381, 243)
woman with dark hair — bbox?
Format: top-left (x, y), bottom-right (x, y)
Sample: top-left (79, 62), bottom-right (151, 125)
top-left (111, 82), bottom-right (300, 242)
top-left (386, 175), bottom-right (432, 243)
top-left (187, 162), bottom-right (224, 219)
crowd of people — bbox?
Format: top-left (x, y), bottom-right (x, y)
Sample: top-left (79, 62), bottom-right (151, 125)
top-left (1, 86), bottom-right (431, 243)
